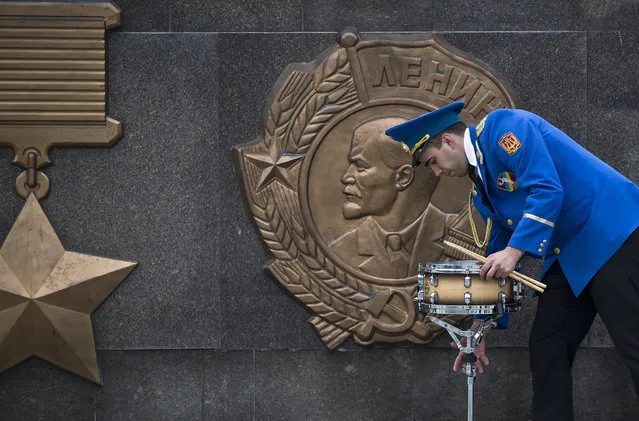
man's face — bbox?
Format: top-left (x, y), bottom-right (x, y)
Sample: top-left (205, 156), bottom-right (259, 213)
top-left (417, 136), bottom-right (468, 178)
top-left (341, 130), bottom-right (399, 219)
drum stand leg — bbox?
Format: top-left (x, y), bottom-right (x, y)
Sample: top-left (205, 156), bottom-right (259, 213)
top-left (427, 316), bottom-right (497, 421)
top-left (464, 357), bottom-right (476, 421)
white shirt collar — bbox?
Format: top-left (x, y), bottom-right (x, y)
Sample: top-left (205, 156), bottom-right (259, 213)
top-left (463, 128), bottom-right (481, 179)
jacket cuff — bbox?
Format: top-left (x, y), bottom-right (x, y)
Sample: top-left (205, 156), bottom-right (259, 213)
top-left (507, 214), bottom-right (554, 257)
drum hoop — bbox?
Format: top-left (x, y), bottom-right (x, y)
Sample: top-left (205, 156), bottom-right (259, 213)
top-left (421, 260), bottom-right (482, 275)
top-left (416, 303), bottom-right (522, 315)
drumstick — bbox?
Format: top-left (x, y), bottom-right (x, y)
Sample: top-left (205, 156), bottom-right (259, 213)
top-left (443, 240), bottom-right (546, 290)
top-left (443, 240), bottom-right (547, 293)
top-left (443, 240), bottom-right (546, 291)
top-left (442, 240), bottom-right (546, 287)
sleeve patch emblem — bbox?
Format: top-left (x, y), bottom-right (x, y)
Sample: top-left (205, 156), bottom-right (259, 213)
top-left (497, 171), bottom-right (519, 192)
top-left (498, 132), bottom-right (521, 156)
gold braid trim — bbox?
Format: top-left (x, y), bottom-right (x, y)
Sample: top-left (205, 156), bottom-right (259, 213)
top-left (468, 187), bottom-right (492, 248)
top-left (410, 134), bottom-right (430, 155)
top-left (522, 213), bottom-right (555, 227)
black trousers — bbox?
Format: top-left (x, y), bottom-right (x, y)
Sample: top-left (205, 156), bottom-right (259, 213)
top-left (529, 228), bottom-right (639, 421)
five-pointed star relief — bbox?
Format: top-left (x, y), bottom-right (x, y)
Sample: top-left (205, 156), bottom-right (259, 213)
top-left (244, 141), bottom-right (305, 192)
top-left (0, 194), bottom-right (136, 384)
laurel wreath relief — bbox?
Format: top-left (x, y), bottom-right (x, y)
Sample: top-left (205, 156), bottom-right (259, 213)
top-left (242, 47), bottom-right (461, 348)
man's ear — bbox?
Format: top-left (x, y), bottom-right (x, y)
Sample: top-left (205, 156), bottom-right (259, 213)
top-left (442, 132), bottom-right (455, 149)
top-left (395, 164), bottom-right (414, 191)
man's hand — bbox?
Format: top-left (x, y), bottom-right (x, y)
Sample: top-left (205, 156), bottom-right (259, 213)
top-left (451, 321), bottom-right (489, 374)
top-left (480, 246), bottom-right (524, 280)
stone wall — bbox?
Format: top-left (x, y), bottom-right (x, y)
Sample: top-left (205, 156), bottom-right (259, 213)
top-left (0, 1), bottom-right (638, 420)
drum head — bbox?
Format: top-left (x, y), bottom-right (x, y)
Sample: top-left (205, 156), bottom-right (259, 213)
top-left (422, 260), bottom-right (481, 274)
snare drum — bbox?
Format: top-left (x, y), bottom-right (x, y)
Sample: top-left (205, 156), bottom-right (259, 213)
top-left (415, 260), bottom-right (523, 315)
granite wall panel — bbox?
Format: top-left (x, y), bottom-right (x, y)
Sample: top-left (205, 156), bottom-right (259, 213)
top-left (0, 0), bottom-right (637, 419)
top-left (217, 33), bottom-right (337, 350)
top-left (171, 0), bottom-right (303, 32)
top-left (303, 0), bottom-right (435, 32)
top-left (21, 33), bottom-right (221, 350)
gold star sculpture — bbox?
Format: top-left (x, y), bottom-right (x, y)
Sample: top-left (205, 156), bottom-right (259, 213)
top-left (0, 194), bottom-right (136, 384)
top-left (244, 140), bottom-right (304, 192)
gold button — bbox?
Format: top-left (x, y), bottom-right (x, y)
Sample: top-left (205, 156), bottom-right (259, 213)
top-left (472, 189), bottom-right (477, 196)
top-left (507, 219), bottom-right (513, 225)
top-left (554, 247), bottom-right (561, 254)
top-left (543, 239), bottom-right (547, 243)
top-left (539, 243), bottom-right (544, 247)
top-left (538, 248), bottom-right (543, 253)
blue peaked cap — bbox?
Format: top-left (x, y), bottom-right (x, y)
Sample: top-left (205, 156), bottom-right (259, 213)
top-left (385, 101), bottom-right (465, 167)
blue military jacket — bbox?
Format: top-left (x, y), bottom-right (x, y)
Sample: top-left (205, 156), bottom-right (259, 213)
top-left (470, 109), bottom-right (639, 296)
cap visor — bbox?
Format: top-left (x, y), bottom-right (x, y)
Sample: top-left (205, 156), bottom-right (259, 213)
top-left (412, 147), bottom-right (425, 167)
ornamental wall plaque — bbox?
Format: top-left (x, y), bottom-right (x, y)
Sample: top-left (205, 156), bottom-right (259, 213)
top-left (0, 2), bottom-right (135, 385)
top-left (0, 1), bottom-right (121, 199)
top-left (234, 30), bottom-right (517, 348)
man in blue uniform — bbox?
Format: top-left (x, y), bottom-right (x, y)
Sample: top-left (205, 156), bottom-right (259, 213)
top-left (385, 101), bottom-right (639, 420)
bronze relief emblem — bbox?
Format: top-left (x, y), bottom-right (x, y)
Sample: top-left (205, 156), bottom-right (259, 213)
top-left (234, 31), bottom-right (517, 348)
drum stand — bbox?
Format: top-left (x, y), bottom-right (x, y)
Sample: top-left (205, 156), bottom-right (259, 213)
top-left (427, 313), bottom-right (501, 421)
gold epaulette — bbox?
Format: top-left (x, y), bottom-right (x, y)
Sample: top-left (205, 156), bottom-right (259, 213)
top-left (476, 116), bottom-right (487, 137)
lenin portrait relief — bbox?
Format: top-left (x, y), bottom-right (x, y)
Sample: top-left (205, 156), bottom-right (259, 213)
top-left (237, 35), bottom-right (513, 346)
top-left (328, 117), bottom-right (478, 279)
